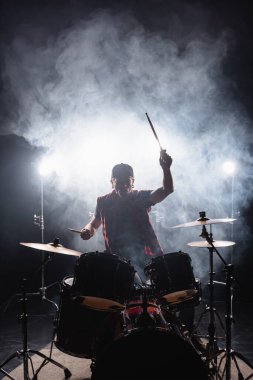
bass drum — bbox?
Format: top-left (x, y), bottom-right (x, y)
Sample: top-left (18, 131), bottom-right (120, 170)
top-left (92, 328), bottom-right (208, 380)
top-left (91, 299), bottom-right (208, 380)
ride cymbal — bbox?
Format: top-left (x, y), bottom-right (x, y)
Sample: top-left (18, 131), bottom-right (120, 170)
top-left (171, 218), bottom-right (236, 228)
top-left (187, 240), bottom-right (236, 248)
top-left (20, 242), bottom-right (82, 257)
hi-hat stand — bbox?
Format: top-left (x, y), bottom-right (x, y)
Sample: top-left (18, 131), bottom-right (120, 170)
top-left (0, 275), bottom-right (71, 380)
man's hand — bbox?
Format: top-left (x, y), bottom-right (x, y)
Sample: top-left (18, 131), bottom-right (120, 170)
top-left (80, 218), bottom-right (101, 240)
top-left (159, 149), bottom-right (172, 169)
top-left (80, 228), bottom-right (93, 240)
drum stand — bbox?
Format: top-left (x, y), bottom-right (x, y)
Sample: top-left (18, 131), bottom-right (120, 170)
top-left (217, 264), bottom-right (253, 380)
top-left (194, 226), bottom-right (253, 380)
top-left (0, 263), bottom-right (71, 380)
top-left (33, 174), bottom-right (61, 310)
top-left (1, 249), bottom-right (59, 316)
top-left (193, 227), bottom-right (225, 378)
top-left (2, 184), bottom-right (63, 314)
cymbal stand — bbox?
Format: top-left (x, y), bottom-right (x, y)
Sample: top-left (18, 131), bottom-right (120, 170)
top-left (193, 225), bottom-right (225, 378)
top-left (217, 264), bottom-right (253, 380)
top-left (1, 241), bottom-right (60, 316)
top-left (198, 225), bottom-right (253, 380)
top-left (33, 175), bottom-right (59, 309)
top-left (0, 277), bottom-right (71, 380)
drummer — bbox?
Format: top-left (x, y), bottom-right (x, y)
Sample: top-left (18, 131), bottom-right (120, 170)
top-left (80, 150), bottom-right (173, 282)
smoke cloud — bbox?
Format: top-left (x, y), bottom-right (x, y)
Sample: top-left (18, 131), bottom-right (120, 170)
top-left (1, 2), bottom-right (252, 282)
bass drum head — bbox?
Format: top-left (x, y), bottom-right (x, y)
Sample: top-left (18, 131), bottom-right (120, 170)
top-left (91, 328), bottom-right (208, 380)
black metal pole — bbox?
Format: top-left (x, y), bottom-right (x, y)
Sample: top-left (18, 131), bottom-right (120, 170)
top-left (224, 264), bottom-right (233, 380)
top-left (21, 278), bottom-right (29, 380)
top-left (207, 247), bottom-right (217, 361)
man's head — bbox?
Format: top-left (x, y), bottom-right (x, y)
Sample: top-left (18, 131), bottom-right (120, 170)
top-left (111, 163), bottom-right (134, 196)
top-left (111, 163), bottom-right (134, 178)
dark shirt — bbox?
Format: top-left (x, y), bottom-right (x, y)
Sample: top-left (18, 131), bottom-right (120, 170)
top-left (94, 190), bottom-right (163, 269)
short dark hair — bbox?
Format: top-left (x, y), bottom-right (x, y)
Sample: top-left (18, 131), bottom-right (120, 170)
top-left (111, 163), bottom-right (134, 178)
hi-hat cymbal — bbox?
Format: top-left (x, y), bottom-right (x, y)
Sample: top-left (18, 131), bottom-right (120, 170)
top-left (171, 218), bottom-right (236, 228)
top-left (72, 296), bottom-right (125, 311)
top-left (187, 240), bottom-right (236, 248)
top-left (20, 242), bottom-right (82, 257)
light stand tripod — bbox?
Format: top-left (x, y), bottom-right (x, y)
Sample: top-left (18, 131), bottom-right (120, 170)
top-left (0, 257), bottom-right (71, 380)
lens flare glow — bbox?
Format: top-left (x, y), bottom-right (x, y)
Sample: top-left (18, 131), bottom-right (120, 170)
top-left (222, 161), bottom-right (236, 175)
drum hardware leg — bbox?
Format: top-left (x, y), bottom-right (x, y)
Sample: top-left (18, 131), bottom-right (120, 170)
top-left (1, 250), bottom-right (60, 316)
top-left (90, 359), bottom-right (96, 374)
top-left (0, 278), bottom-right (71, 380)
top-left (34, 174), bottom-right (63, 310)
top-left (190, 225), bottom-right (226, 377)
top-left (33, 238), bottom-right (62, 311)
top-left (31, 311), bottom-right (72, 380)
top-left (216, 264), bottom-right (253, 380)
top-left (191, 248), bottom-right (225, 366)
top-left (135, 285), bottom-right (156, 328)
top-left (197, 225), bottom-right (253, 380)
top-left (0, 367), bottom-right (16, 380)
top-left (38, 280), bottom-right (60, 312)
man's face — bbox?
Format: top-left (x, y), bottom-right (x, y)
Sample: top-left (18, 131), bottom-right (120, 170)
top-left (111, 175), bottom-right (134, 196)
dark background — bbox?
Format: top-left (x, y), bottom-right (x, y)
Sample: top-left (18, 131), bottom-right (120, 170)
top-left (0, 0), bottom-right (253, 308)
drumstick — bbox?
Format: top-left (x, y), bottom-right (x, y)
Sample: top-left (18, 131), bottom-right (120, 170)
top-left (145, 112), bottom-right (164, 151)
top-left (68, 228), bottom-right (82, 234)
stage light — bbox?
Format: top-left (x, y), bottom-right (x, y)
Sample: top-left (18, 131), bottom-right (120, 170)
top-left (38, 157), bottom-right (56, 176)
top-left (222, 161), bottom-right (236, 175)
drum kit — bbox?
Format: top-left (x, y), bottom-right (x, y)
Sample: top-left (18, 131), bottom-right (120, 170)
top-left (1, 212), bottom-right (253, 380)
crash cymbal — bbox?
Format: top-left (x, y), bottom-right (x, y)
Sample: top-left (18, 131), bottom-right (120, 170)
top-left (187, 240), bottom-right (235, 248)
top-left (72, 296), bottom-right (125, 311)
top-left (171, 218), bottom-right (236, 228)
top-left (20, 242), bottom-right (82, 257)
top-left (162, 289), bottom-right (198, 305)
